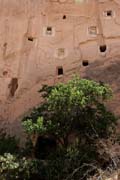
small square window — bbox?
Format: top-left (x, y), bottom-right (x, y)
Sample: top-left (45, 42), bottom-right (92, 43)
top-left (82, 60), bottom-right (89, 66)
top-left (107, 10), bottom-right (112, 16)
top-left (43, 26), bottom-right (55, 37)
top-left (103, 10), bottom-right (113, 17)
top-left (88, 26), bottom-right (97, 36)
top-left (54, 48), bottom-right (67, 59)
top-left (46, 27), bottom-right (52, 35)
top-left (99, 45), bottom-right (107, 53)
top-left (57, 67), bottom-right (64, 76)
top-left (58, 48), bottom-right (65, 57)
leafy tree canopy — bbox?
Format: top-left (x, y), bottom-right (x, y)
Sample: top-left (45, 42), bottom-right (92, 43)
top-left (17, 76), bottom-right (119, 179)
top-left (22, 76), bottom-right (116, 147)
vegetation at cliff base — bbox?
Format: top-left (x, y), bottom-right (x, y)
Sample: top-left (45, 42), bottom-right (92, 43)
top-left (0, 76), bottom-right (119, 180)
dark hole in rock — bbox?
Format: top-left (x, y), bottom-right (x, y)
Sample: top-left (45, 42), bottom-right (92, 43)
top-left (63, 15), bottom-right (66, 19)
top-left (99, 45), bottom-right (107, 52)
top-left (35, 136), bottom-right (57, 159)
top-left (82, 60), bottom-right (89, 66)
top-left (9, 78), bottom-right (18, 97)
top-left (3, 71), bottom-right (8, 76)
top-left (47, 27), bottom-right (52, 31)
top-left (58, 67), bottom-right (63, 75)
top-left (46, 26), bottom-right (53, 35)
top-left (3, 42), bottom-right (7, 47)
top-left (28, 37), bottom-right (34, 41)
top-left (107, 10), bottom-right (112, 16)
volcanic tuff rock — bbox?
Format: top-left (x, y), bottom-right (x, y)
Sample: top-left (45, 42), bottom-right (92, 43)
top-left (0, 0), bottom-right (120, 136)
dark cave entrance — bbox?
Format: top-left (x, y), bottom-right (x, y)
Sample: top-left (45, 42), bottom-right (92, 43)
top-left (35, 136), bottom-right (57, 159)
top-left (99, 45), bottom-right (107, 52)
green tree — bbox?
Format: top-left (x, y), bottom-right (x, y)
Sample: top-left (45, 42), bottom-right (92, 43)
top-left (23, 76), bottom-right (116, 147)
top-left (22, 76), bottom-right (118, 179)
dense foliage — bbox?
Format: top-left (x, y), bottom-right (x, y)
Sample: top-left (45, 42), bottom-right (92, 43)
top-left (22, 76), bottom-right (117, 179)
top-left (0, 76), bottom-right (118, 180)
top-left (0, 153), bottom-right (42, 180)
top-left (0, 130), bottom-right (19, 155)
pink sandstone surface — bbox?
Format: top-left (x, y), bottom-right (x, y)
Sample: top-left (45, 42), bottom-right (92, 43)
top-left (0, 0), bottom-right (120, 138)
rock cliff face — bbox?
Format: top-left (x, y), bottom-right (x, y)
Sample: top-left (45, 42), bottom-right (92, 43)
top-left (0, 0), bottom-right (120, 136)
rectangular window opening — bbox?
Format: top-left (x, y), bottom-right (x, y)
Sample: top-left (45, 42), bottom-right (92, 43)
top-left (99, 45), bottom-right (107, 53)
top-left (88, 26), bottom-right (97, 36)
top-left (28, 37), bottom-right (34, 41)
top-left (57, 67), bottom-right (64, 76)
top-left (46, 27), bottom-right (52, 35)
top-left (103, 10), bottom-right (113, 17)
top-left (82, 60), bottom-right (89, 66)
top-left (58, 48), bottom-right (65, 57)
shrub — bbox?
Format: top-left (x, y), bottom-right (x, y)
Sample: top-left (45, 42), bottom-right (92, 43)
top-left (0, 153), bottom-right (43, 180)
top-left (0, 130), bottom-right (19, 155)
top-left (21, 76), bottom-right (118, 179)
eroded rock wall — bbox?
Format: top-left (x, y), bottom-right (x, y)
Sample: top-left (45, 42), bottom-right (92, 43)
top-left (0, 0), bottom-right (120, 136)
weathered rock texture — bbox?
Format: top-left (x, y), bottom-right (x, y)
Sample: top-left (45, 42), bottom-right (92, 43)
top-left (0, 0), bottom-right (120, 136)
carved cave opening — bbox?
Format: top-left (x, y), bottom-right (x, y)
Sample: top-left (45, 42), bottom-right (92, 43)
top-left (57, 66), bottom-right (64, 75)
top-left (46, 26), bottom-right (52, 35)
top-left (28, 37), bottom-right (34, 41)
top-left (63, 15), bottom-right (66, 19)
top-left (99, 45), bottom-right (107, 53)
top-left (35, 136), bottom-right (57, 159)
top-left (103, 10), bottom-right (113, 17)
top-left (107, 10), bottom-right (112, 16)
top-left (82, 60), bottom-right (89, 66)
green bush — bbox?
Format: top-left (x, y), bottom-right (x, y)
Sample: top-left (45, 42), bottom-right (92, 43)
top-left (21, 76), bottom-right (118, 179)
top-left (0, 153), bottom-right (43, 180)
top-left (0, 130), bottom-right (19, 155)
